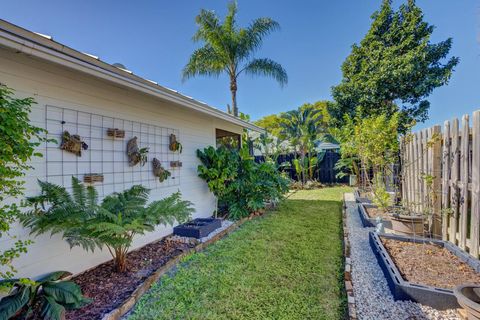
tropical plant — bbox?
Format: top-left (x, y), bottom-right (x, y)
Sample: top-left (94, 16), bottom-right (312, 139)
top-left (21, 178), bottom-right (194, 272)
top-left (182, 1), bottom-right (287, 116)
top-left (197, 146), bottom-right (289, 220)
top-left (280, 106), bottom-right (325, 185)
top-left (0, 84), bottom-right (52, 281)
top-left (197, 146), bottom-right (239, 216)
top-left (330, 0), bottom-right (459, 132)
top-left (0, 271), bottom-right (89, 320)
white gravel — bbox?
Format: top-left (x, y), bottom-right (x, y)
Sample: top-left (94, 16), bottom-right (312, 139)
top-left (345, 197), bottom-right (460, 320)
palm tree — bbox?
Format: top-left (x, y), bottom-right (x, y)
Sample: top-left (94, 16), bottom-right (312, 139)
top-left (280, 107), bottom-right (324, 184)
top-left (182, 1), bottom-right (288, 117)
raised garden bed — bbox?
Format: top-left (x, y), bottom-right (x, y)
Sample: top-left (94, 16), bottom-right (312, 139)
top-left (354, 189), bottom-right (371, 204)
top-left (369, 232), bottom-right (480, 309)
top-left (358, 203), bottom-right (391, 229)
top-left (64, 238), bottom-right (194, 320)
top-left (173, 218), bottom-right (222, 239)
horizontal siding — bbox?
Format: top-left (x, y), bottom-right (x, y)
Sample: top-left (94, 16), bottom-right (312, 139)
top-left (0, 47), bottom-right (237, 277)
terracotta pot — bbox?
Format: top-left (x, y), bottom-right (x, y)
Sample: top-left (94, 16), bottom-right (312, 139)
top-left (454, 284), bottom-right (480, 320)
top-left (391, 214), bottom-right (424, 236)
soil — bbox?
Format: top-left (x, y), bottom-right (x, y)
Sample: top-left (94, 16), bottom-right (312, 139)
top-left (365, 206), bottom-right (391, 220)
top-left (64, 237), bottom-right (194, 320)
top-left (381, 238), bottom-right (480, 289)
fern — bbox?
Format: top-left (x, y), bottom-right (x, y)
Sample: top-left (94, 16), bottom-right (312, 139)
top-left (21, 177), bottom-right (194, 272)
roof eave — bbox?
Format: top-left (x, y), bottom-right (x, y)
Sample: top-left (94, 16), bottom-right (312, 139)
top-left (0, 19), bottom-right (264, 133)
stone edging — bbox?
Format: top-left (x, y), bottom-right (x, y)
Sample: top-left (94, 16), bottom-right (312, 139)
top-left (343, 194), bottom-right (357, 320)
top-left (102, 218), bottom-right (248, 320)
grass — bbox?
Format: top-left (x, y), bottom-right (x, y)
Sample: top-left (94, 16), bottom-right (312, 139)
top-left (128, 186), bottom-right (351, 320)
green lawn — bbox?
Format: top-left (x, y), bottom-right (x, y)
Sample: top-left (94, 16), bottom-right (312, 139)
top-left (128, 186), bottom-right (350, 320)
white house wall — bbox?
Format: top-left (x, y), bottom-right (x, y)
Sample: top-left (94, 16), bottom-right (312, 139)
top-left (0, 47), bottom-right (243, 278)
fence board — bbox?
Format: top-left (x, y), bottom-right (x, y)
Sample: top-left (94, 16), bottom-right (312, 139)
top-left (450, 119), bottom-right (460, 244)
top-left (459, 115), bottom-right (470, 250)
top-left (441, 120), bottom-right (451, 240)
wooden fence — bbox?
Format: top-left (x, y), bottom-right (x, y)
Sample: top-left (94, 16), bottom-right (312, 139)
top-left (401, 110), bottom-right (480, 258)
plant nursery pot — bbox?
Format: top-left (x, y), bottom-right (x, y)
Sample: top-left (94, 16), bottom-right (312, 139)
top-left (454, 284), bottom-right (480, 320)
top-left (391, 214), bottom-right (424, 236)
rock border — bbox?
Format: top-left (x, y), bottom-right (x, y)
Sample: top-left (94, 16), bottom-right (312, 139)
top-left (101, 218), bottom-right (248, 320)
top-left (343, 194), bottom-right (358, 320)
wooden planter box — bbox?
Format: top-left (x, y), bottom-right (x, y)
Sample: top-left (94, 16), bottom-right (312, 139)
top-left (170, 161), bottom-right (182, 168)
top-left (84, 174), bottom-right (104, 183)
top-left (173, 218), bottom-right (222, 239)
top-left (369, 232), bottom-right (480, 310)
top-left (107, 128), bottom-right (125, 138)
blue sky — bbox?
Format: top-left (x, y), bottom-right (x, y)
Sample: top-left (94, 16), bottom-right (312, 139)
top-left (2, 1), bottom-right (479, 128)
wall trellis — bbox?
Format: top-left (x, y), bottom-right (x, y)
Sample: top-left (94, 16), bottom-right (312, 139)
top-left (45, 105), bottom-right (180, 196)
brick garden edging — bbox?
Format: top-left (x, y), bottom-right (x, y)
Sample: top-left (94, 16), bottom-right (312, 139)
top-left (343, 193), bottom-right (357, 320)
top-left (101, 218), bottom-right (248, 320)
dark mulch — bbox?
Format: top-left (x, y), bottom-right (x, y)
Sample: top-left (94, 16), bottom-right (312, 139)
top-left (381, 238), bottom-right (480, 289)
top-left (365, 206), bottom-right (391, 220)
top-left (65, 238), bottom-right (194, 320)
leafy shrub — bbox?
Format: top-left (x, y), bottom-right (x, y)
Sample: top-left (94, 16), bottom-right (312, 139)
top-left (21, 178), bottom-right (194, 272)
top-left (0, 271), bottom-right (89, 320)
top-left (0, 84), bottom-right (52, 280)
top-left (197, 147), bottom-right (289, 220)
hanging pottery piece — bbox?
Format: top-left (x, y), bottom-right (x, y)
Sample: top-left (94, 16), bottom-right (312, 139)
top-left (169, 134), bottom-right (182, 153)
top-left (107, 128), bottom-right (125, 138)
top-left (127, 136), bottom-right (149, 166)
top-left (60, 130), bottom-right (88, 156)
top-left (152, 158), bottom-right (171, 182)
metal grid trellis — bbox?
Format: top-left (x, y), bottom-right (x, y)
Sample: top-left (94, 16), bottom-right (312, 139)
top-left (45, 105), bottom-right (180, 196)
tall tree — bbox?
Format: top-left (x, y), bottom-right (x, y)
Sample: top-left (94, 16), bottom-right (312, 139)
top-left (182, 1), bottom-right (288, 117)
top-left (330, 0), bottom-right (459, 131)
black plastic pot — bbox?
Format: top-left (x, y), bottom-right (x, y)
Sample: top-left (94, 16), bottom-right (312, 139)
top-left (369, 232), bottom-right (480, 310)
top-left (454, 284), bottom-right (480, 319)
top-left (174, 218), bottom-right (222, 239)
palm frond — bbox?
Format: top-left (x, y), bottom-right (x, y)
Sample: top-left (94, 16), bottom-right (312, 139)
top-left (238, 17), bottom-right (280, 57)
top-left (243, 58), bottom-right (288, 86)
top-left (182, 46), bottom-right (226, 81)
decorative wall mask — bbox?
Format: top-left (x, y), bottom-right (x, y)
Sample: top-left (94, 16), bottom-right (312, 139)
top-left (169, 134), bottom-right (182, 153)
top-left (152, 158), bottom-right (171, 182)
top-left (60, 131), bottom-right (88, 156)
top-left (107, 128), bottom-right (125, 138)
top-left (127, 136), bottom-right (149, 166)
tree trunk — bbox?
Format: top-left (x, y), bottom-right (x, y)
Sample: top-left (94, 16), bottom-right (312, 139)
top-left (230, 77), bottom-right (238, 117)
top-left (114, 249), bottom-right (127, 273)
top-left (300, 149), bottom-right (306, 186)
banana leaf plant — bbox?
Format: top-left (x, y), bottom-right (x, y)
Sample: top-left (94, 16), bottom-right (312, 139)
top-left (0, 271), bottom-right (90, 320)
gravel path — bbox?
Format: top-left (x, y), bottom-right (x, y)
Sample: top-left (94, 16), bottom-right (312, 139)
top-left (345, 196), bottom-right (459, 320)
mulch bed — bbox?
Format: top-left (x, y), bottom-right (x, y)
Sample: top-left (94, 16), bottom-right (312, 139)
top-left (381, 238), bottom-right (480, 289)
top-left (365, 206), bottom-right (391, 220)
top-left (65, 237), bottom-right (194, 320)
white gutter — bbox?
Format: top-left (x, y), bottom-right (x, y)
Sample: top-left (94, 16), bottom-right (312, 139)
top-left (0, 20), bottom-right (264, 133)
